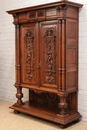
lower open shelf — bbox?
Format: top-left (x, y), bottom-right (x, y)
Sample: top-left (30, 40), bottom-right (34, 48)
top-left (10, 101), bottom-right (82, 126)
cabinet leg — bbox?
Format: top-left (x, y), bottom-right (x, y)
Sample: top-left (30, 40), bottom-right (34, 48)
top-left (59, 124), bottom-right (66, 129)
top-left (58, 93), bottom-right (68, 115)
top-left (59, 119), bottom-right (81, 128)
top-left (14, 110), bottom-right (20, 114)
top-left (16, 87), bottom-right (24, 105)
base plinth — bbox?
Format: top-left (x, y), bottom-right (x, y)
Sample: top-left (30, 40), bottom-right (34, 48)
top-left (9, 101), bottom-right (82, 126)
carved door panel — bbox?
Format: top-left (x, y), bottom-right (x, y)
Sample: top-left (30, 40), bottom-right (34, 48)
top-left (39, 21), bottom-right (59, 89)
top-left (20, 23), bottom-right (39, 85)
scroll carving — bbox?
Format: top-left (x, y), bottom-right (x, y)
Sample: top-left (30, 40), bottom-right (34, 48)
top-left (44, 27), bottom-right (56, 83)
top-left (25, 30), bottom-right (35, 81)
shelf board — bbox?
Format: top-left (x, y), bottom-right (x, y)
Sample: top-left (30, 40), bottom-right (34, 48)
top-left (10, 101), bottom-right (82, 125)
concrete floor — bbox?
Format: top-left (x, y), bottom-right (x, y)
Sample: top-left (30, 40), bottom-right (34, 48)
top-left (0, 100), bottom-right (87, 130)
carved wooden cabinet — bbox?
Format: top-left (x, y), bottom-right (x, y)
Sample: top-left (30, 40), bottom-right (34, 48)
top-left (7, 0), bottom-right (83, 127)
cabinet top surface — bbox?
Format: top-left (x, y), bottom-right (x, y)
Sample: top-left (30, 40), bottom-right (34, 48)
top-left (7, 0), bottom-right (83, 14)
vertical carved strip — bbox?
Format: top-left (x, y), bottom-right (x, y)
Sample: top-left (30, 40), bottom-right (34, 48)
top-left (25, 30), bottom-right (35, 81)
top-left (44, 28), bottom-right (56, 83)
top-left (58, 20), bottom-right (62, 91)
top-left (61, 19), bottom-right (66, 91)
top-left (15, 25), bottom-right (21, 84)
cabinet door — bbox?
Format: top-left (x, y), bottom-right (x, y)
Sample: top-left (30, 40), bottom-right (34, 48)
top-left (20, 23), bottom-right (39, 85)
top-left (39, 21), bottom-right (59, 89)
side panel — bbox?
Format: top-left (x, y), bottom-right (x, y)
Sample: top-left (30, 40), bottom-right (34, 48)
top-left (66, 19), bottom-right (78, 92)
top-left (20, 23), bottom-right (39, 85)
top-left (39, 20), bottom-right (59, 89)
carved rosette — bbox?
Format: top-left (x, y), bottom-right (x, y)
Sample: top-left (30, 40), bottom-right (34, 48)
top-left (44, 27), bottom-right (56, 83)
top-left (25, 30), bottom-right (35, 81)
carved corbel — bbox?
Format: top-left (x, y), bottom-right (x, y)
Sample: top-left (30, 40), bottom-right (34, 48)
top-left (12, 13), bottom-right (19, 25)
top-left (56, 5), bottom-right (67, 17)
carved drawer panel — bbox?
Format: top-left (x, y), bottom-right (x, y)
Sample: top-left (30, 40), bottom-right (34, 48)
top-left (27, 11), bottom-right (36, 22)
top-left (19, 12), bottom-right (27, 23)
top-left (19, 10), bottom-right (45, 23)
top-left (46, 8), bottom-right (57, 19)
top-left (37, 10), bottom-right (45, 21)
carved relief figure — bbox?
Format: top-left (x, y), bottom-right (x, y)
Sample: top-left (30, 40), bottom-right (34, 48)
top-left (25, 30), bottom-right (34, 80)
top-left (44, 27), bottom-right (56, 83)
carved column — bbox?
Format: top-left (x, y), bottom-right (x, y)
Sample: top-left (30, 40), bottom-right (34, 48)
top-left (61, 19), bottom-right (66, 91)
top-left (58, 19), bottom-right (62, 91)
top-left (15, 85), bottom-right (23, 105)
top-left (58, 19), bottom-right (66, 92)
top-left (13, 14), bottom-right (24, 105)
top-left (58, 93), bottom-right (68, 115)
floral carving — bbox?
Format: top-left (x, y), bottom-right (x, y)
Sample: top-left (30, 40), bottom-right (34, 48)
top-left (25, 30), bottom-right (35, 80)
top-left (44, 27), bottom-right (56, 83)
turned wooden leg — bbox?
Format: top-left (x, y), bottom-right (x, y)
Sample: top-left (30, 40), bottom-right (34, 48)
top-left (16, 87), bottom-right (24, 105)
top-left (59, 124), bottom-right (66, 129)
top-left (58, 93), bottom-right (68, 115)
top-left (14, 110), bottom-right (20, 114)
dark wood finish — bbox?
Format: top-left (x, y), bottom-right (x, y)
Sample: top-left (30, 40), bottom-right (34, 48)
top-left (7, 0), bottom-right (83, 127)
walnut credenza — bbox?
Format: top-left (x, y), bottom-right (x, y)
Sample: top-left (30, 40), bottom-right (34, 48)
top-left (7, 0), bottom-right (83, 127)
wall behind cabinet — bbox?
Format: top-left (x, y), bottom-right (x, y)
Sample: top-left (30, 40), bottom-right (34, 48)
top-left (0, 0), bottom-right (87, 122)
